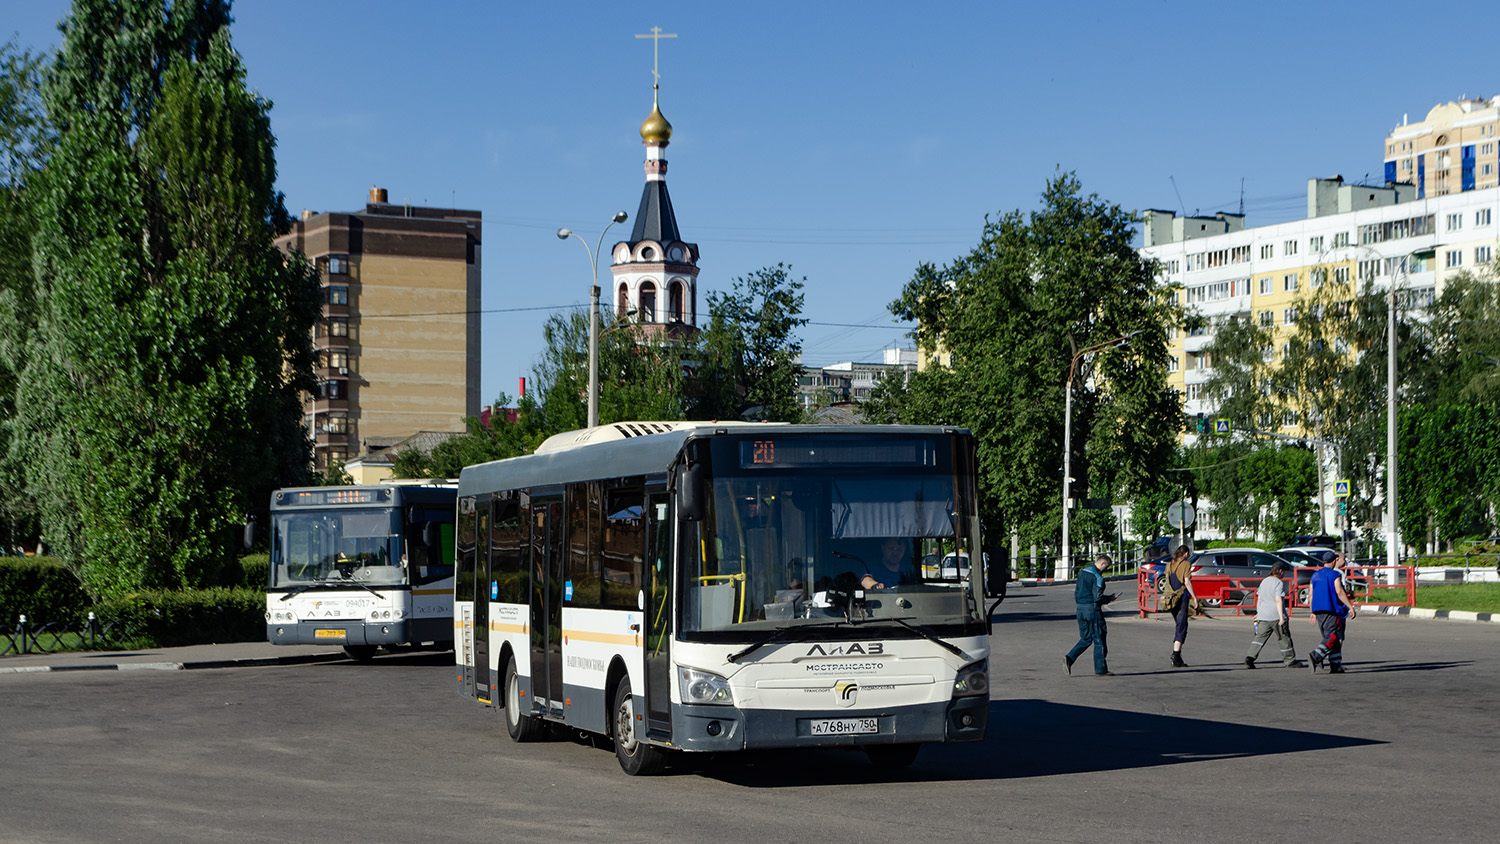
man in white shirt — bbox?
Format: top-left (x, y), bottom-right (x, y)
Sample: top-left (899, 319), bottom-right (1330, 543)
top-left (1245, 561), bottom-right (1305, 668)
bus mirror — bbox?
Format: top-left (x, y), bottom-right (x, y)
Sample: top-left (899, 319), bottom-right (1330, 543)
top-left (422, 521), bottom-right (438, 548)
top-left (242, 518), bottom-right (257, 550)
top-left (678, 460), bottom-right (706, 522)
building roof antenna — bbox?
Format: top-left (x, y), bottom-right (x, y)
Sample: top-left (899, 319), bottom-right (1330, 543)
top-left (1170, 175), bottom-right (1187, 216)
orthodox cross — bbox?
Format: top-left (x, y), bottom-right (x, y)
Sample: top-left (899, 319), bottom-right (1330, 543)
top-left (635, 26), bottom-right (677, 85)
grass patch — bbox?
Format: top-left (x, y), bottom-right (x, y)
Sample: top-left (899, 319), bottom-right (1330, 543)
top-left (1413, 583), bottom-right (1500, 614)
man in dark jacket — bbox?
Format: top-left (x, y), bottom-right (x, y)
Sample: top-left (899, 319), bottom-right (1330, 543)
top-left (1065, 554), bottom-right (1117, 676)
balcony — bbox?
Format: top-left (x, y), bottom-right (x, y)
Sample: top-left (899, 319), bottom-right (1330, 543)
top-left (314, 333), bottom-right (350, 352)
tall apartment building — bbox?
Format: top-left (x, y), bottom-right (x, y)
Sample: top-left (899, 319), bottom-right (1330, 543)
top-left (1384, 97), bottom-right (1500, 197)
top-left (275, 189), bottom-right (481, 471)
top-left (1140, 177), bottom-right (1500, 535)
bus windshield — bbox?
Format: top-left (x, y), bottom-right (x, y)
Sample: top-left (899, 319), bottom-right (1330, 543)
top-left (683, 434), bottom-right (984, 637)
top-left (271, 508), bottom-right (404, 587)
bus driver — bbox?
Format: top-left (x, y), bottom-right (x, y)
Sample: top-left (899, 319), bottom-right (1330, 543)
top-left (861, 537), bottom-right (915, 591)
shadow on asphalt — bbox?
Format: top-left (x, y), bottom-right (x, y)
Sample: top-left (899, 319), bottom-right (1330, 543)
top-left (993, 611), bottom-right (1077, 623)
top-left (685, 698), bottom-right (1384, 787)
top-left (324, 650), bottom-right (455, 668)
top-left (1339, 660), bottom-right (1473, 674)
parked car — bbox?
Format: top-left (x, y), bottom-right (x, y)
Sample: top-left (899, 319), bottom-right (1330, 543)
top-left (937, 552), bottom-right (988, 580)
top-left (1290, 534), bottom-right (1339, 548)
top-left (1148, 548), bottom-right (1286, 606)
top-left (1277, 545), bottom-right (1365, 603)
top-left (1142, 536), bottom-right (1172, 564)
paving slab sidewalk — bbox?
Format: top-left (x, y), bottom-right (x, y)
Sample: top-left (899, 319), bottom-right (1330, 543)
top-left (0, 641), bottom-right (346, 675)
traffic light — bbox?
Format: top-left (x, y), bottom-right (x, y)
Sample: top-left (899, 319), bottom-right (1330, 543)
top-left (1196, 412), bottom-right (1205, 433)
top-left (1339, 500), bottom-right (1347, 516)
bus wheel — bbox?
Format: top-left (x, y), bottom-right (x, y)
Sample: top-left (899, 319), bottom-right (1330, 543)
top-left (342, 645), bottom-right (377, 662)
top-left (612, 681), bottom-right (665, 776)
top-left (504, 656), bottom-right (542, 743)
top-left (865, 743), bottom-right (920, 769)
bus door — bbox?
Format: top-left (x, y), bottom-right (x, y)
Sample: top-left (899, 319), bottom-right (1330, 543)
top-left (472, 500), bottom-right (491, 703)
top-left (529, 493), bottom-right (565, 718)
top-left (643, 490), bottom-right (673, 737)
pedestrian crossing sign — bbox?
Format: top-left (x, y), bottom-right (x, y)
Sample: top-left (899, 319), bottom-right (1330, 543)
top-left (1335, 480), bottom-right (1350, 497)
top-left (1214, 418), bottom-right (1231, 435)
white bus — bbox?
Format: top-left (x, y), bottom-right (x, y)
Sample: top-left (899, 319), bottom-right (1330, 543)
top-left (455, 423), bottom-right (991, 775)
top-left (262, 483), bottom-right (456, 660)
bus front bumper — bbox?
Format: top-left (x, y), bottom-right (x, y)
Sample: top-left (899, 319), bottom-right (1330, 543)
top-left (667, 694), bottom-right (988, 752)
top-left (266, 620), bottom-right (408, 647)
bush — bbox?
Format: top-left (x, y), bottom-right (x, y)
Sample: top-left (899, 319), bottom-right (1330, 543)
top-left (0, 557), bottom-right (91, 623)
top-left (92, 587), bottom-right (265, 647)
top-left (238, 553), bottom-right (270, 589)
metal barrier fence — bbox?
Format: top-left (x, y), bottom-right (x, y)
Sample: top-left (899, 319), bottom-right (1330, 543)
top-left (0, 614), bottom-right (140, 656)
top-left (1136, 565), bottom-right (1416, 618)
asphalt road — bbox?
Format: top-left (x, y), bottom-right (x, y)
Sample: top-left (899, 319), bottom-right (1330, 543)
top-left (1, 585), bottom-right (1497, 844)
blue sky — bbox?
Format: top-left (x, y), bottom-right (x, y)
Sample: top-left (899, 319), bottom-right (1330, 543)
top-left (7, 1), bottom-right (1500, 407)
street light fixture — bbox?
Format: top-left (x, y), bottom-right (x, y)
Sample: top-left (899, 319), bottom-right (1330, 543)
top-left (558, 210), bottom-right (629, 428)
top-left (1060, 330), bottom-right (1141, 580)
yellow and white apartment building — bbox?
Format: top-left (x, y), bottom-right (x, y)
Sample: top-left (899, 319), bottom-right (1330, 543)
top-left (275, 189), bottom-right (482, 472)
top-left (1140, 175), bottom-right (1500, 538)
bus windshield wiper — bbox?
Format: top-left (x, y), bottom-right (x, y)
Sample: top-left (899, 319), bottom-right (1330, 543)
top-left (278, 579), bottom-right (383, 601)
top-left (882, 616), bottom-right (971, 661)
top-left (725, 620), bottom-right (849, 664)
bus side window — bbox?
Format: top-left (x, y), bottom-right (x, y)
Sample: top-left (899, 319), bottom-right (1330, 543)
top-left (603, 486), bottom-right (644, 609)
top-left (491, 496), bottom-right (524, 603)
top-left (566, 482), bottom-right (601, 606)
top-left (456, 497), bottom-right (478, 604)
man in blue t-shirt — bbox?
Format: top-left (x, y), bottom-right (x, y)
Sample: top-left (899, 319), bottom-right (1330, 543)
top-left (1307, 552), bottom-right (1356, 674)
top-left (1065, 554), bottom-right (1118, 676)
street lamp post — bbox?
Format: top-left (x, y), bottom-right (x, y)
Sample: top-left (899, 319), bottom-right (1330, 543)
top-left (1387, 245), bottom-right (1436, 571)
top-left (558, 211), bottom-right (629, 428)
top-left (1060, 331), bottom-right (1140, 580)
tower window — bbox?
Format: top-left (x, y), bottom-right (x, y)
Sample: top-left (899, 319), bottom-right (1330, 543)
top-left (639, 282), bottom-right (657, 323)
top-left (618, 283), bottom-right (629, 316)
top-left (669, 282), bottom-right (684, 322)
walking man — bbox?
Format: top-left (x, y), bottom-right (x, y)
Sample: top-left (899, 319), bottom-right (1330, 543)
top-left (1245, 561), bottom-right (1304, 668)
top-left (1308, 552), bottom-right (1356, 674)
top-left (1065, 554), bottom-right (1118, 676)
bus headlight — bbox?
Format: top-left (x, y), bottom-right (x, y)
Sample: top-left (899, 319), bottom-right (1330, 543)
top-left (953, 660), bottom-right (989, 697)
top-left (679, 667), bottom-right (734, 705)
top-left (368, 609), bottom-right (395, 621)
top-left (267, 610), bottom-right (297, 623)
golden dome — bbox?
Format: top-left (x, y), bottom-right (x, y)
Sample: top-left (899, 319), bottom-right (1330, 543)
top-left (639, 87), bottom-right (673, 143)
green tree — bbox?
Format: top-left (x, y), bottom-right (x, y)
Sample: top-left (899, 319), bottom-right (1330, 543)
top-left (691, 263), bottom-right (808, 422)
top-left (527, 308), bottom-right (690, 432)
top-left (12, 0), bottom-right (319, 597)
top-left (0, 40), bottom-right (53, 552)
top-left (392, 392), bottom-right (551, 479)
top-left (1394, 269), bottom-right (1500, 547)
top-left (882, 173), bottom-right (1184, 548)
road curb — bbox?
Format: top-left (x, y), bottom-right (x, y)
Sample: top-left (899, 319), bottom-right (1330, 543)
top-left (1372, 605), bottom-right (1498, 623)
top-left (0, 651), bottom-right (346, 676)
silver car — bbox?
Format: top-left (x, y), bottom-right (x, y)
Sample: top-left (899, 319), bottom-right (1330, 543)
top-left (1149, 548), bottom-right (1287, 606)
